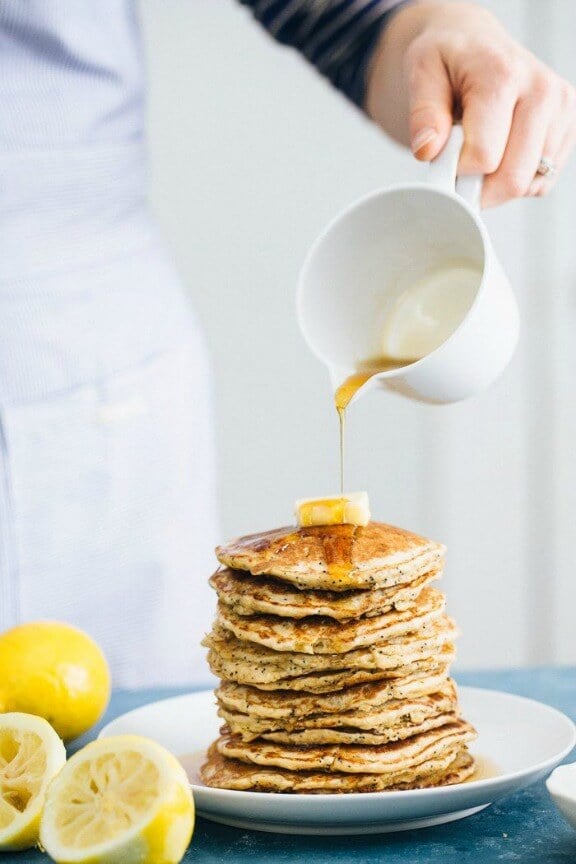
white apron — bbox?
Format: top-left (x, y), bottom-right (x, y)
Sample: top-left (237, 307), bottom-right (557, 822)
top-left (0, 4), bottom-right (219, 687)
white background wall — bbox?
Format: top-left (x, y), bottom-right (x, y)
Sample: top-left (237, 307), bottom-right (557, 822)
top-left (140, 0), bottom-right (576, 669)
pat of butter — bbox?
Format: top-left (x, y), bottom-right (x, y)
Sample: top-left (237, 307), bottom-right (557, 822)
top-left (295, 492), bottom-right (370, 528)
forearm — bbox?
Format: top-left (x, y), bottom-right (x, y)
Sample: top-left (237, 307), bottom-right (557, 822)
top-left (237, 0), bottom-right (408, 107)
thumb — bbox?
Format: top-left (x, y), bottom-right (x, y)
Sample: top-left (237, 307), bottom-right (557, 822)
top-left (407, 43), bottom-right (454, 160)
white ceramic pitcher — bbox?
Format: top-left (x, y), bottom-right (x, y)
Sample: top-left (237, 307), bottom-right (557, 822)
top-left (297, 126), bottom-right (519, 404)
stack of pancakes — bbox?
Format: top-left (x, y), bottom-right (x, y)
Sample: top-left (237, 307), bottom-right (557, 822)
top-left (201, 521), bottom-right (476, 793)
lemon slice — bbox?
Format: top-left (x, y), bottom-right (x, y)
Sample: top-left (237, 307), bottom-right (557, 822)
top-left (0, 712), bottom-right (66, 851)
top-left (40, 735), bottom-right (195, 864)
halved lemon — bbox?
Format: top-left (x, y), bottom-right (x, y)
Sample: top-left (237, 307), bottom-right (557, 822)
top-left (0, 712), bottom-right (66, 851)
top-left (40, 735), bottom-right (195, 864)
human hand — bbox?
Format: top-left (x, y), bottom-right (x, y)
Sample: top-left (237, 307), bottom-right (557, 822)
top-left (366, 1), bottom-right (576, 207)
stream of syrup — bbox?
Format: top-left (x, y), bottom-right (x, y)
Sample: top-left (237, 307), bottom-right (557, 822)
top-left (334, 357), bottom-right (417, 493)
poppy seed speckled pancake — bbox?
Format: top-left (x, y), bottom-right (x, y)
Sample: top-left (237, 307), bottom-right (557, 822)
top-left (215, 670), bottom-right (452, 719)
top-left (209, 567), bottom-right (440, 620)
top-left (216, 720), bottom-right (476, 774)
top-left (218, 680), bottom-right (456, 730)
top-left (200, 744), bottom-right (474, 793)
top-left (203, 617), bottom-right (457, 687)
top-left (216, 522), bottom-right (445, 591)
top-left (211, 652), bottom-right (455, 694)
top-left (226, 714), bottom-right (458, 746)
top-left (217, 682), bottom-right (458, 744)
top-left (215, 587), bottom-right (445, 654)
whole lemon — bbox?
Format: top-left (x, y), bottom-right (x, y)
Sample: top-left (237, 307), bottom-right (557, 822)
top-left (0, 621), bottom-right (111, 741)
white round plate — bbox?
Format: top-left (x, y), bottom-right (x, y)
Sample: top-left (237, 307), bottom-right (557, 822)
top-left (99, 687), bottom-right (575, 835)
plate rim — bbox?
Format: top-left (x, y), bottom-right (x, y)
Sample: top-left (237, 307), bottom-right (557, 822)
top-left (198, 804), bottom-right (491, 835)
top-left (99, 685), bottom-right (576, 803)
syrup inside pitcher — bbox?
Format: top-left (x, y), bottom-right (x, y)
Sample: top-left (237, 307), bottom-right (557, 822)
top-left (382, 264), bottom-right (480, 361)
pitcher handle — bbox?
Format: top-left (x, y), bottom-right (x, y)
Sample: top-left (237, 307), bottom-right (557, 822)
top-left (427, 125), bottom-right (482, 211)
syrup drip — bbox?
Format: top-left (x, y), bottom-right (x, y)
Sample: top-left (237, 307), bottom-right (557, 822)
top-left (321, 524), bottom-right (358, 581)
top-left (334, 358), bottom-right (417, 494)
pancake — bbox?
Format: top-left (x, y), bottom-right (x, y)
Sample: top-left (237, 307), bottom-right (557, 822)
top-left (218, 686), bottom-right (459, 745)
top-left (204, 617), bottom-right (457, 685)
top-left (220, 653), bottom-right (455, 694)
top-left (215, 587), bottom-right (445, 654)
top-left (217, 680), bottom-right (457, 738)
top-left (201, 744), bottom-right (474, 793)
top-left (216, 719), bottom-right (476, 774)
top-left (209, 567), bottom-right (440, 620)
top-left (216, 522), bottom-right (445, 591)
top-left (231, 714), bottom-right (458, 746)
top-left (216, 670), bottom-right (452, 719)
top-left (250, 718), bottom-right (457, 746)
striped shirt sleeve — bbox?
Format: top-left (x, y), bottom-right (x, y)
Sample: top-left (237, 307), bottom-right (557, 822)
top-left (237, 0), bottom-right (408, 107)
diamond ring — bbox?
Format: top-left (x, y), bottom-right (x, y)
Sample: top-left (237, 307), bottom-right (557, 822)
top-left (536, 157), bottom-right (557, 178)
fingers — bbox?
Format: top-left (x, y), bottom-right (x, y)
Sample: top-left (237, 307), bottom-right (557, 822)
top-left (527, 82), bottom-right (576, 197)
top-left (406, 38), bottom-right (454, 161)
top-left (403, 17), bottom-right (576, 207)
top-left (481, 89), bottom-right (554, 207)
top-left (531, 127), bottom-right (576, 197)
top-left (526, 126), bottom-right (566, 199)
top-left (529, 128), bottom-right (576, 197)
top-left (455, 58), bottom-right (576, 207)
top-left (457, 57), bottom-right (519, 176)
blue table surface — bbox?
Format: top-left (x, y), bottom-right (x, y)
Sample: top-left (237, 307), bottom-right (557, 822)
top-left (7, 667), bottom-right (576, 863)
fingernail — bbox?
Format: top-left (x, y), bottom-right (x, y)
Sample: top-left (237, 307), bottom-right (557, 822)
top-left (411, 127), bottom-right (437, 154)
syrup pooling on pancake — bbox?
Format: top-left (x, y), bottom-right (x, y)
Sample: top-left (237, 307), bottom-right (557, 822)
top-left (216, 522), bottom-right (445, 591)
top-left (322, 524), bottom-right (357, 581)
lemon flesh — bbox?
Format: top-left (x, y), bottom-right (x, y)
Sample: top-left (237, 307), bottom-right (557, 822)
top-left (41, 735), bottom-right (195, 864)
top-left (0, 620), bottom-right (110, 741)
top-left (0, 713), bottom-right (66, 851)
